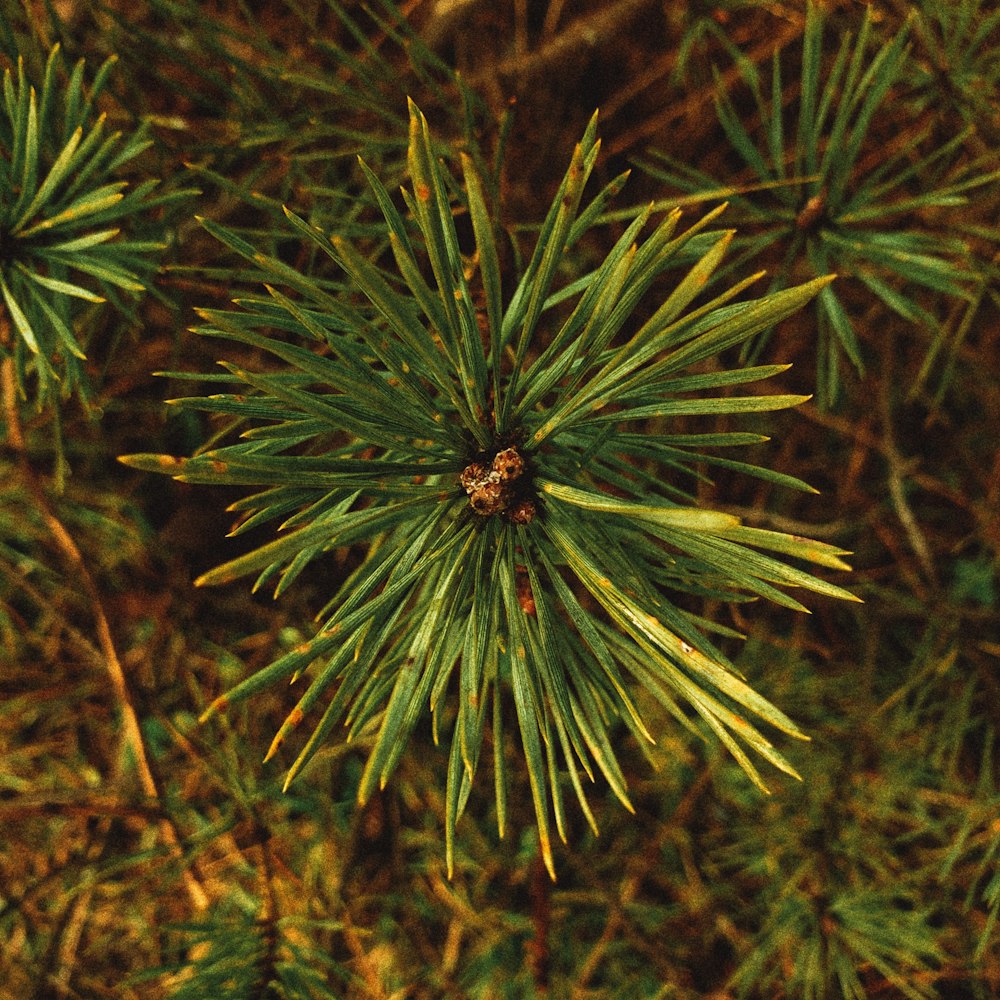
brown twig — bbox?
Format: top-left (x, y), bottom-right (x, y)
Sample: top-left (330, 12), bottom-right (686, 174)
top-left (527, 853), bottom-right (551, 993)
top-left (468, 0), bottom-right (657, 96)
top-left (0, 793), bottom-right (165, 821)
top-left (877, 347), bottom-right (940, 591)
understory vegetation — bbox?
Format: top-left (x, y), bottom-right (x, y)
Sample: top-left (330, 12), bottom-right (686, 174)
top-left (2, 2), bottom-right (998, 998)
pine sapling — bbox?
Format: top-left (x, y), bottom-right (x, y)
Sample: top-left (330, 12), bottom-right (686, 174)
top-left (123, 101), bottom-right (857, 876)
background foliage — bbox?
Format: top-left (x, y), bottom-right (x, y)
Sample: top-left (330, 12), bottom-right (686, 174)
top-left (1, 1), bottom-right (998, 998)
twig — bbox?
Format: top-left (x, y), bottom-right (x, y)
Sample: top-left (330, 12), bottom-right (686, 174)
top-left (527, 853), bottom-right (551, 992)
top-left (877, 355), bottom-right (939, 590)
top-left (0, 793), bottom-right (164, 821)
top-left (468, 0), bottom-right (657, 94)
top-left (570, 880), bottom-right (632, 997)
top-left (53, 882), bottom-right (95, 998)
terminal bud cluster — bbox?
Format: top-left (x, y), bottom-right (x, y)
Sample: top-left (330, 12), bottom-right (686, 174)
top-left (460, 446), bottom-right (535, 523)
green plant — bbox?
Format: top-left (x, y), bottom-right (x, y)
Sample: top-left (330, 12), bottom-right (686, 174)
top-left (0, 40), bottom-right (205, 932)
top-left (714, 705), bottom-right (946, 999)
top-left (148, 894), bottom-right (349, 1000)
top-left (905, 0), bottom-right (1000, 140)
top-left (0, 43), bottom-right (186, 424)
top-left (640, 3), bottom-right (1000, 406)
top-left (93, 0), bottom-right (494, 281)
top-left (122, 101), bottom-right (856, 877)
top-left (5, 3), bottom-right (1000, 997)
top-left (664, 0), bottom-right (755, 86)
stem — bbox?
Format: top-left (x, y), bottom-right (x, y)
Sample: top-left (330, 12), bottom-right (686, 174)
top-left (255, 837), bottom-right (281, 995)
top-left (877, 337), bottom-right (939, 591)
top-left (528, 853), bottom-right (551, 992)
top-left (1, 350), bottom-right (207, 911)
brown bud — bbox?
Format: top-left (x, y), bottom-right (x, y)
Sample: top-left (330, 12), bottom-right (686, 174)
top-left (460, 462), bottom-right (490, 494)
top-left (469, 480), bottom-right (508, 516)
top-left (492, 446), bottom-right (525, 483)
top-left (506, 497), bottom-right (536, 525)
